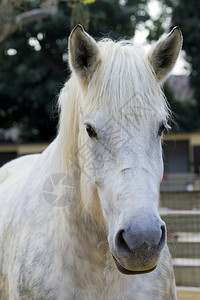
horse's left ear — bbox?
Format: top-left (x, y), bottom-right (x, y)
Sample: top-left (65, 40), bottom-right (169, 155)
top-left (69, 24), bottom-right (100, 85)
top-left (147, 27), bottom-right (183, 82)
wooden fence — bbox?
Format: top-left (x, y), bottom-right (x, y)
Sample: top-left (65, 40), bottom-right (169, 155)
top-left (160, 191), bottom-right (200, 289)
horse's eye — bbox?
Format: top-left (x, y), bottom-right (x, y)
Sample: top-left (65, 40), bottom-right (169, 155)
top-left (158, 123), bottom-right (166, 137)
top-left (85, 124), bottom-right (97, 138)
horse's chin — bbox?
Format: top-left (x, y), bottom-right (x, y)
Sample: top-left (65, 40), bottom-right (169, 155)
top-left (112, 255), bottom-right (157, 275)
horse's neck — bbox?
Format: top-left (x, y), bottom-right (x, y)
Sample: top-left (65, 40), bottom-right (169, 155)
top-left (58, 190), bottom-right (107, 253)
top-left (51, 141), bottom-right (109, 270)
top-left (53, 196), bottom-right (109, 283)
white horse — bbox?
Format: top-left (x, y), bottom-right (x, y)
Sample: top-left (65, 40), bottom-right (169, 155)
top-left (0, 25), bottom-right (182, 300)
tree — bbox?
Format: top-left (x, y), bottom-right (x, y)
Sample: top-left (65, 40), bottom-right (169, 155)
top-left (148, 0), bottom-right (200, 132)
top-left (0, 0), bottom-right (149, 142)
top-left (163, 83), bottom-right (197, 133)
top-left (169, 1), bottom-right (200, 106)
top-left (0, 0), bottom-right (96, 42)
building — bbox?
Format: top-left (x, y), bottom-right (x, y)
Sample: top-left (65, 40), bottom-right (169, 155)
top-left (0, 143), bottom-right (48, 167)
top-left (0, 132), bottom-right (200, 175)
top-left (164, 133), bottom-right (200, 174)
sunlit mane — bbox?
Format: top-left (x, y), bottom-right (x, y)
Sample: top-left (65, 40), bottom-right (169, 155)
top-left (58, 38), bottom-right (170, 171)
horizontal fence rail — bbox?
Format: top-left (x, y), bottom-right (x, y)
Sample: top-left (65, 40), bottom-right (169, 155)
top-left (160, 191), bottom-right (200, 287)
top-left (177, 287), bottom-right (200, 300)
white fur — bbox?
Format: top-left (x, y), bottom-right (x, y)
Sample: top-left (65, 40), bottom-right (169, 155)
top-left (0, 27), bottom-right (180, 299)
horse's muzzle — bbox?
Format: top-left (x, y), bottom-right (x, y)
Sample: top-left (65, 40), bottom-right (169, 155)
top-left (112, 254), bottom-right (157, 275)
top-left (111, 221), bottom-right (166, 274)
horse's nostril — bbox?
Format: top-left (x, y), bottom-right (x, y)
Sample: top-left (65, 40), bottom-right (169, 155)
top-left (115, 229), bottom-right (132, 256)
top-left (157, 225), bottom-right (166, 252)
top-left (115, 224), bottom-right (166, 257)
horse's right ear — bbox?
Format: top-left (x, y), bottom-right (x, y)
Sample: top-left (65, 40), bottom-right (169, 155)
top-left (69, 25), bottom-right (100, 85)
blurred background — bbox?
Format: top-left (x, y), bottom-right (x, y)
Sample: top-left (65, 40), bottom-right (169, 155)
top-left (0, 0), bottom-right (200, 298)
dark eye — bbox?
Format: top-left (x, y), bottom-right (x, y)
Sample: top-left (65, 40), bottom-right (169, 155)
top-left (158, 123), bottom-right (166, 137)
top-left (85, 124), bottom-right (97, 138)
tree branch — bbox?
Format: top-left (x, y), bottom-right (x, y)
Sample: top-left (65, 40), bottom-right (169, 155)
top-left (0, 6), bottom-right (57, 42)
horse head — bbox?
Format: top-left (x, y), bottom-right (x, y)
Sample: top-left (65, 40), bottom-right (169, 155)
top-left (67, 25), bottom-right (182, 275)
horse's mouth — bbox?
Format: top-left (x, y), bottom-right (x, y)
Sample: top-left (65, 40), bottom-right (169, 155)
top-left (112, 255), bottom-right (157, 275)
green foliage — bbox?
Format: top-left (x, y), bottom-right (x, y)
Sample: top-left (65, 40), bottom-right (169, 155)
top-left (0, 2), bottom-right (71, 142)
top-left (71, 2), bottom-right (90, 30)
top-left (164, 83), bottom-right (197, 133)
top-left (169, 1), bottom-right (200, 101)
top-left (168, 0), bottom-right (200, 131)
top-left (0, 0), bottom-right (149, 142)
top-left (148, 0), bottom-right (200, 132)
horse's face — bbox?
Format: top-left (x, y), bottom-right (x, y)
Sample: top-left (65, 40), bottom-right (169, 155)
top-left (69, 25), bottom-right (182, 274)
top-left (80, 109), bottom-right (166, 274)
